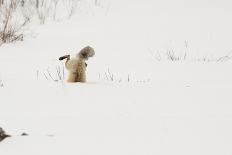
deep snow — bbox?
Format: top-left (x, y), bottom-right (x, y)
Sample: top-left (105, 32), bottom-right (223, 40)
top-left (1, 0), bottom-right (232, 154)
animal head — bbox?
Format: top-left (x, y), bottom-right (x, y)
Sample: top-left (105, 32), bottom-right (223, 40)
top-left (59, 46), bottom-right (95, 62)
top-left (77, 46), bottom-right (95, 60)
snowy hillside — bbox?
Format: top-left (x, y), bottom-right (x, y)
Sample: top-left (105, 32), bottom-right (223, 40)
top-left (1, 0), bottom-right (232, 155)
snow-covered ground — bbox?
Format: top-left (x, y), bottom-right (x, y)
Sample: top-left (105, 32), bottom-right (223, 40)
top-left (1, 0), bottom-right (232, 154)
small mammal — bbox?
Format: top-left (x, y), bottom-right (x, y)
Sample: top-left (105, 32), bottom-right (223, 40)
top-left (59, 46), bottom-right (95, 83)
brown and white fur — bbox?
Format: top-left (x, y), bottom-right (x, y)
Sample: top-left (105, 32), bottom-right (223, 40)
top-left (59, 46), bottom-right (95, 83)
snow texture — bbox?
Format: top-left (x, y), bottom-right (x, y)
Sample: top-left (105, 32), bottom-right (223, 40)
top-left (1, 0), bottom-right (232, 155)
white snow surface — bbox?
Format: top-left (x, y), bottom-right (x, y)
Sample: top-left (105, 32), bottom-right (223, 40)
top-left (1, 0), bottom-right (232, 154)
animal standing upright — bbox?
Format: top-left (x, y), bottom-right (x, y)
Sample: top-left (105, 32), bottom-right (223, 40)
top-left (59, 46), bottom-right (95, 83)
